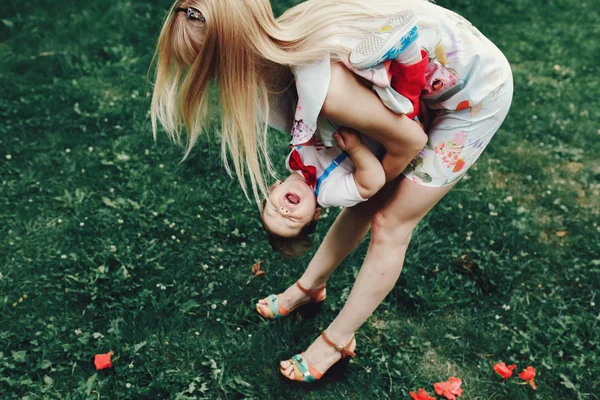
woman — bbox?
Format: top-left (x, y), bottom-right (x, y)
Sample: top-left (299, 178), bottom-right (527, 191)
top-left (151, 0), bottom-right (513, 382)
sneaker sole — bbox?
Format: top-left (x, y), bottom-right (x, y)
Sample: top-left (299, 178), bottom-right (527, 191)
top-left (350, 10), bottom-right (418, 70)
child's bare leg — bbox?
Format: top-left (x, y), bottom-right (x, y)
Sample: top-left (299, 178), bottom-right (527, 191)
top-left (256, 182), bottom-right (396, 314)
top-left (281, 179), bottom-right (455, 377)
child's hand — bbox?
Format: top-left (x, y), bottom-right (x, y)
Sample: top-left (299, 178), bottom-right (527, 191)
top-left (333, 128), bottom-right (363, 154)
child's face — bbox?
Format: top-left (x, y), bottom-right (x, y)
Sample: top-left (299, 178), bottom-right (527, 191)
top-left (262, 173), bottom-right (320, 238)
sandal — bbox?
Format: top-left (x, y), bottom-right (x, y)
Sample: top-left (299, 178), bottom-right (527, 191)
top-left (256, 281), bottom-right (326, 319)
top-left (280, 331), bottom-right (356, 382)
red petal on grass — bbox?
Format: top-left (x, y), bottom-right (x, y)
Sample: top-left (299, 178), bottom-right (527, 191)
top-left (251, 260), bottom-right (265, 276)
top-left (434, 377), bottom-right (463, 400)
top-left (410, 388), bottom-right (436, 400)
top-left (494, 362), bottom-right (517, 379)
top-left (519, 366), bottom-right (537, 390)
top-left (94, 352), bottom-right (113, 370)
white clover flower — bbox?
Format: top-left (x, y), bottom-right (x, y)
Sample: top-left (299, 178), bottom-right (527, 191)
top-left (61, 254), bottom-right (67, 259)
top-left (171, 235), bottom-right (176, 240)
top-left (118, 219), bottom-right (124, 224)
top-left (195, 332), bottom-right (200, 336)
top-left (202, 264), bottom-right (209, 271)
top-left (74, 329), bottom-right (82, 335)
top-left (211, 304), bottom-right (217, 309)
top-left (159, 164), bottom-right (164, 169)
top-left (109, 188), bottom-right (115, 193)
top-left (6, 154), bottom-right (12, 160)
top-left (236, 327), bottom-right (241, 331)
top-left (110, 245), bottom-right (117, 253)
top-left (80, 222), bottom-right (85, 226)
top-left (88, 147), bottom-right (94, 152)
top-left (98, 265), bottom-right (106, 273)
top-left (152, 211), bottom-right (158, 216)
top-left (65, 148), bottom-right (71, 153)
top-left (241, 242), bottom-right (246, 248)
top-left (126, 383), bottom-right (132, 388)
top-left (222, 300), bottom-right (227, 306)
top-left (160, 285), bottom-right (166, 290)
top-left (128, 362), bottom-right (134, 369)
top-left (57, 218), bottom-right (62, 223)
top-left (144, 149), bottom-right (149, 155)
top-left (216, 318), bottom-right (221, 322)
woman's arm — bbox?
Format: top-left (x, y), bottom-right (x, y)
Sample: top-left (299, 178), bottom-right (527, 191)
top-left (321, 63), bottom-right (427, 182)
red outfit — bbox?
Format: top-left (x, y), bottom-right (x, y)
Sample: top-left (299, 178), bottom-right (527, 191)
top-left (388, 49), bottom-right (429, 120)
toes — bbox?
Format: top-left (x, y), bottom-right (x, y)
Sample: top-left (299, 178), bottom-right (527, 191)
top-left (256, 304), bottom-right (269, 316)
top-left (284, 365), bottom-right (295, 378)
top-left (279, 363), bottom-right (294, 378)
top-left (258, 299), bottom-right (267, 305)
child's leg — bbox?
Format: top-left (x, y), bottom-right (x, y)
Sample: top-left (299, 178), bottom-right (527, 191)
top-left (389, 49), bottom-right (429, 120)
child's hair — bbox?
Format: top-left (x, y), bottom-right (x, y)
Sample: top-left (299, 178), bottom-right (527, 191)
top-left (151, 0), bottom-right (431, 204)
top-left (261, 199), bottom-right (319, 258)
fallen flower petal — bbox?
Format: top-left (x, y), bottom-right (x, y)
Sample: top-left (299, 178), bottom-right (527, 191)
top-left (494, 362), bottom-right (517, 379)
top-left (94, 351), bottom-right (114, 370)
top-left (519, 366), bottom-right (537, 390)
top-left (251, 260), bottom-right (265, 276)
top-left (434, 377), bottom-right (463, 400)
top-left (410, 388), bottom-right (436, 400)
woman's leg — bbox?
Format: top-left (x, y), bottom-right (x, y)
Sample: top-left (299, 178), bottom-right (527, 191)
top-left (256, 181), bottom-right (398, 314)
top-left (281, 178), bottom-right (455, 376)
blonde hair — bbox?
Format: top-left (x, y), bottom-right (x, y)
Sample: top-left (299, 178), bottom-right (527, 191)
top-left (151, 0), bottom-right (430, 203)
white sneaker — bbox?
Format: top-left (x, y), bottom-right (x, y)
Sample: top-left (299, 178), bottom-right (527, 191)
top-left (350, 10), bottom-right (419, 70)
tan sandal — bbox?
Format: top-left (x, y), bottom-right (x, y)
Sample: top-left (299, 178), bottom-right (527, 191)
top-left (256, 281), bottom-right (326, 319)
top-left (280, 331), bottom-right (356, 382)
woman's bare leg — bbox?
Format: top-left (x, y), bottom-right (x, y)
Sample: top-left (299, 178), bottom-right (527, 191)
top-left (256, 181), bottom-right (397, 314)
top-left (281, 179), bottom-right (455, 377)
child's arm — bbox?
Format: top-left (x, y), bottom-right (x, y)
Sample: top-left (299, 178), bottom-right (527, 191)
top-left (334, 128), bottom-right (385, 199)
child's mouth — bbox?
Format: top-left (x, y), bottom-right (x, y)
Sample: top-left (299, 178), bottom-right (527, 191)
top-left (285, 193), bottom-right (300, 205)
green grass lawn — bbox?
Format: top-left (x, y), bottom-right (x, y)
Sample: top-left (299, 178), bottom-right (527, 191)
top-left (1, 0), bottom-right (598, 398)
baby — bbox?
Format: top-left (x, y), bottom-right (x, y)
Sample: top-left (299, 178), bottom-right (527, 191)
top-left (262, 10), bottom-right (429, 257)
top-left (261, 129), bottom-right (385, 257)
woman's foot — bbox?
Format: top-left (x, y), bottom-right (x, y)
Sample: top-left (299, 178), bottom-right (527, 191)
top-left (256, 281), bottom-right (326, 319)
top-left (280, 331), bottom-right (356, 381)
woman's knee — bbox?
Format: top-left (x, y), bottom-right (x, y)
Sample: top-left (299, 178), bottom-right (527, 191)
top-left (370, 209), bottom-right (415, 248)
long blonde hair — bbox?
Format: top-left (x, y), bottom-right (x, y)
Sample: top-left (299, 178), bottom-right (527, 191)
top-left (151, 0), bottom-right (430, 203)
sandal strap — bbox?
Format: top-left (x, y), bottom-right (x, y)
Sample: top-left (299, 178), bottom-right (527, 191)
top-left (288, 353), bottom-right (320, 382)
top-left (321, 331), bottom-right (356, 358)
top-left (264, 294), bottom-right (288, 319)
top-left (295, 281), bottom-right (326, 302)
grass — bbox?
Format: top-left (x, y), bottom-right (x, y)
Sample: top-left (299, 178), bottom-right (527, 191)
top-left (0, 0), bottom-right (598, 398)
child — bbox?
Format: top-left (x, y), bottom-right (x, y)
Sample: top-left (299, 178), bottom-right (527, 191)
top-left (261, 10), bottom-right (429, 258)
top-left (261, 129), bottom-right (385, 258)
